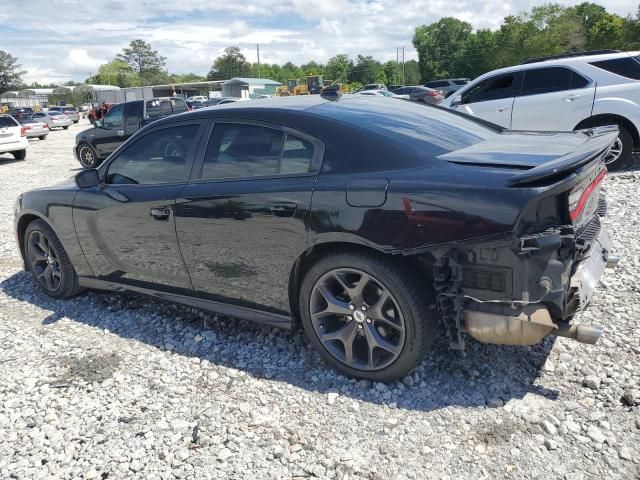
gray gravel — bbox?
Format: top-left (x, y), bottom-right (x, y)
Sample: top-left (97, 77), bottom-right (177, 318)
top-left (0, 121), bottom-right (639, 479)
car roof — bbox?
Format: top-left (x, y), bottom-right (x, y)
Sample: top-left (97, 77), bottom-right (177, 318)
top-left (472, 50), bottom-right (640, 79)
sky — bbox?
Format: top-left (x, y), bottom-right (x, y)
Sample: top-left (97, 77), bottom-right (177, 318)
top-left (0, 0), bottom-right (637, 85)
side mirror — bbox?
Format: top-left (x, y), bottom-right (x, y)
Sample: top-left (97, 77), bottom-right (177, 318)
top-left (75, 168), bottom-right (100, 188)
top-left (450, 95), bottom-right (462, 107)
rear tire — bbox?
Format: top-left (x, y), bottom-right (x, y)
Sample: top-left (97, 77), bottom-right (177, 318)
top-left (63, 126), bottom-right (69, 130)
top-left (38, 135), bottom-right (46, 140)
top-left (299, 249), bottom-right (438, 381)
top-left (77, 143), bottom-right (99, 168)
top-left (24, 220), bottom-right (83, 299)
top-left (604, 125), bottom-right (633, 170)
top-left (12, 149), bottom-right (26, 160)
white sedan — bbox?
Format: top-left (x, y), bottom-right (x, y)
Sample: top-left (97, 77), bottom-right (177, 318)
top-left (354, 89), bottom-right (410, 100)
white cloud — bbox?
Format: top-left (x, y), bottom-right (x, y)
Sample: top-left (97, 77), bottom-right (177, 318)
top-left (1, 0), bottom-right (637, 84)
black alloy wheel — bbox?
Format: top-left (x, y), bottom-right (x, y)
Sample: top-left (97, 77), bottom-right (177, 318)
top-left (27, 230), bottom-right (62, 293)
top-left (24, 220), bottom-right (82, 298)
top-left (300, 250), bottom-right (437, 381)
top-left (310, 268), bottom-right (406, 371)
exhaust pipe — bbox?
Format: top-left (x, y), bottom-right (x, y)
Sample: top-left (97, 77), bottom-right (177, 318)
top-left (553, 323), bottom-right (603, 345)
top-left (606, 255), bottom-right (621, 269)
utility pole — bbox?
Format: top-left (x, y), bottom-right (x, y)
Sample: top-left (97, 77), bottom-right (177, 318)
top-left (257, 44), bottom-right (261, 79)
top-left (396, 47), bottom-right (399, 84)
top-left (402, 46), bottom-right (405, 85)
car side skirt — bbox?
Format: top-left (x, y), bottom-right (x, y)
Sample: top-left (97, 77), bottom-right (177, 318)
top-left (77, 277), bottom-right (293, 330)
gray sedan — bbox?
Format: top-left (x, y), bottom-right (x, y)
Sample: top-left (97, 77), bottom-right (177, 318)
top-left (17, 117), bottom-right (49, 140)
top-left (47, 106), bottom-right (80, 123)
top-left (30, 111), bottom-right (72, 130)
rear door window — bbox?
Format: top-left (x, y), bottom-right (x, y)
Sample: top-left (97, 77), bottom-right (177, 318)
top-left (462, 73), bottom-right (515, 103)
top-left (426, 80), bottom-right (449, 88)
top-left (200, 124), bottom-right (315, 180)
top-left (520, 67), bottom-right (589, 96)
top-left (590, 55), bottom-right (640, 80)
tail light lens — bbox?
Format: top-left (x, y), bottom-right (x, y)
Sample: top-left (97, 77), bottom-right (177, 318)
top-left (426, 90), bottom-right (439, 96)
top-left (20, 127), bottom-right (26, 136)
top-left (569, 168), bottom-right (606, 222)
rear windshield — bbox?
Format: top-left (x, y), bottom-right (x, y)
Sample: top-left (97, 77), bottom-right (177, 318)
top-left (590, 55), bottom-right (640, 80)
top-left (18, 117), bottom-right (37, 124)
top-left (62, 107), bottom-right (77, 112)
top-left (0, 116), bottom-right (18, 128)
top-left (453, 79), bottom-right (469, 85)
top-left (145, 98), bottom-right (188, 119)
top-left (315, 97), bottom-right (498, 157)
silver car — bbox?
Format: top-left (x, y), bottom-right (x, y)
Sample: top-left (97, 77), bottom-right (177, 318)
top-left (17, 117), bottom-right (49, 140)
top-left (47, 106), bottom-right (80, 123)
top-left (31, 111), bottom-right (72, 130)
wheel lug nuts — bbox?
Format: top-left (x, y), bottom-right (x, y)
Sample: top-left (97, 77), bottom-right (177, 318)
top-left (358, 324), bottom-right (363, 329)
top-left (366, 318), bottom-right (372, 324)
top-left (347, 315), bottom-right (353, 321)
top-left (361, 305), bottom-right (367, 311)
top-left (349, 304), bottom-right (355, 310)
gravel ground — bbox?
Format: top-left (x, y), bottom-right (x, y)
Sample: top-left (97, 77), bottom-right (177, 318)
top-left (0, 120), bottom-right (639, 480)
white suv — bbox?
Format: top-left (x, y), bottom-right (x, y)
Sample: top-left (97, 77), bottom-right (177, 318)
top-left (442, 50), bottom-right (640, 169)
top-left (0, 115), bottom-right (28, 160)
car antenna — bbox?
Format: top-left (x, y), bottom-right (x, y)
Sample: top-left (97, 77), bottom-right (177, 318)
top-left (320, 85), bottom-right (342, 101)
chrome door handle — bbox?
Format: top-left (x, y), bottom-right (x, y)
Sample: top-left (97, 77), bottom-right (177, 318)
top-left (496, 105), bottom-right (511, 112)
top-left (564, 94), bottom-right (581, 102)
top-left (117, 130), bottom-right (124, 136)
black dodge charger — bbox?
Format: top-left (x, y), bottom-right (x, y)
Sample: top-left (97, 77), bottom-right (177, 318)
top-left (14, 95), bottom-right (619, 381)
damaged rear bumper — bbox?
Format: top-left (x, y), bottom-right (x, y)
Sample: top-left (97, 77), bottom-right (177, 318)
top-left (436, 226), bottom-right (618, 347)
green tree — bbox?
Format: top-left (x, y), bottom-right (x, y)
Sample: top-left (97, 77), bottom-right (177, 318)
top-left (403, 60), bottom-right (421, 85)
top-left (117, 40), bottom-right (166, 85)
top-left (413, 17), bottom-right (473, 81)
top-left (326, 54), bottom-right (353, 83)
top-left (351, 55), bottom-right (385, 84)
top-left (208, 47), bottom-right (251, 80)
top-left (90, 59), bottom-right (139, 87)
top-left (0, 51), bottom-right (25, 91)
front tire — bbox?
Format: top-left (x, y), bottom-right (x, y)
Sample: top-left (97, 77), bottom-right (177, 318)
top-left (63, 126), bottom-right (69, 130)
top-left (24, 220), bottom-right (82, 299)
top-left (12, 149), bottom-right (26, 160)
top-left (299, 250), bottom-right (438, 381)
top-left (38, 135), bottom-right (46, 141)
top-left (77, 143), bottom-right (99, 168)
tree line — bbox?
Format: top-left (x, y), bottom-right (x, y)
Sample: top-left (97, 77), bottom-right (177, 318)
top-left (1, 2), bottom-right (639, 93)
top-left (414, 2), bottom-right (640, 81)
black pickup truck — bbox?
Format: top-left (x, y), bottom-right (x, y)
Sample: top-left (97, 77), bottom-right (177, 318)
top-left (75, 97), bottom-right (188, 168)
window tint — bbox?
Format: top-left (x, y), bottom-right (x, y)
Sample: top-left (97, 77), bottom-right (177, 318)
top-left (393, 87), bottom-right (407, 94)
top-left (32, 113), bottom-right (45, 118)
top-left (453, 79), bottom-right (469, 85)
top-left (281, 135), bottom-right (314, 174)
top-left (426, 80), bottom-right (449, 88)
top-left (590, 55), bottom-right (640, 80)
top-left (103, 104), bottom-right (124, 129)
top-left (125, 102), bottom-right (141, 127)
top-left (201, 124), bottom-right (314, 180)
top-left (105, 124), bottom-right (199, 185)
top-left (462, 74), bottom-right (515, 103)
top-left (0, 116), bottom-right (18, 128)
top-left (521, 67), bottom-right (589, 96)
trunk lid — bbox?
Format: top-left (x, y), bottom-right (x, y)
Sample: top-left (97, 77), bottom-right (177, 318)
top-left (439, 126), bottom-right (618, 185)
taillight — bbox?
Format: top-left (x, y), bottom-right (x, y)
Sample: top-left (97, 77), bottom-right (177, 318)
top-left (569, 168), bottom-right (607, 222)
top-left (427, 91), bottom-right (439, 96)
top-left (20, 127), bottom-right (26, 136)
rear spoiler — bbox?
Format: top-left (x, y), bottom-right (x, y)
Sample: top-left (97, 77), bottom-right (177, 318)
top-left (507, 126), bottom-right (618, 186)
